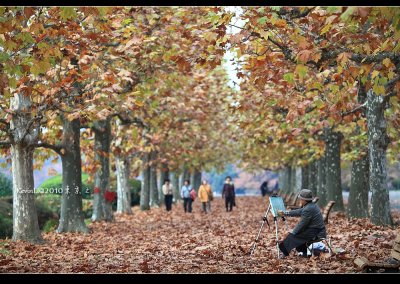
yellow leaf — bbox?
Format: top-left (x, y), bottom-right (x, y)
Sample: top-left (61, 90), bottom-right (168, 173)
top-left (371, 70), bottom-right (380, 79)
top-left (135, 100), bottom-right (144, 107)
top-left (320, 23), bottom-right (332, 35)
top-left (382, 58), bottom-right (391, 68)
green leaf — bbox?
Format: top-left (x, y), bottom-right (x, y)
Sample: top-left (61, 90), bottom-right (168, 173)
top-left (295, 64), bottom-right (308, 79)
top-left (326, 7), bottom-right (339, 13)
top-left (9, 77), bottom-right (17, 89)
top-left (0, 52), bottom-right (10, 62)
top-left (257, 17), bottom-right (267, 24)
top-left (340, 7), bottom-right (356, 21)
top-left (314, 98), bottom-right (325, 109)
top-left (271, 6), bottom-right (281, 12)
top-left (283, 72), bottom-right (294, 84)
top-left (60, 7), bottom-right (77, 21)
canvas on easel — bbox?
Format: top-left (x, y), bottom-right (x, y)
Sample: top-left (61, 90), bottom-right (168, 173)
top-left (269, 196), bottom-right (286, 217)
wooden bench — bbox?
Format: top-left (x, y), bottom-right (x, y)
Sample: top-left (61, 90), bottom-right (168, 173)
top-left (286, 194), bottom-right (299, 209)
top-left (283, 192), bottom-right (294, 205)
top-left (354, 234), bottom-right (400, 272)
top-left (322, 200), bottom-right (335, 224)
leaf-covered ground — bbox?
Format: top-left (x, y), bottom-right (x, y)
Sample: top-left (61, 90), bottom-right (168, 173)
top-left (0, 196), bottom-right (399, 273)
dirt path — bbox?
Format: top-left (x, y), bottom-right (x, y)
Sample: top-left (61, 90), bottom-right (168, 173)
top-left (0, 196), bottom-right (399, 273)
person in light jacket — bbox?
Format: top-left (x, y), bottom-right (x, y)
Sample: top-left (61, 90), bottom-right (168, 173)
top-left (277, 189), bottom-right (326, 257)
top-left (181, 180), bottom-right (192, 213)
top-left (198, 180), bottom-right (212, 213)
top-left (162, 179), bottom-right (174, 211)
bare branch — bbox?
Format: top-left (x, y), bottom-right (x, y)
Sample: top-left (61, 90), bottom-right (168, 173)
top-left (341, 101), bottom-right (367, 117)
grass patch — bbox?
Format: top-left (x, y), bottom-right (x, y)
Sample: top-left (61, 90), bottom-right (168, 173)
top-left (0, 241), bottom-right (11, 255)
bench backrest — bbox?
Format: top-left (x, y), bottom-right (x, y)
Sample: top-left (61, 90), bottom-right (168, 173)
top-left (290, 193), bottom-right (299, 206)
top-left (284, 192), bottom-right (294, 204)
top-left (323, 201), bottom-right (335, 224)
top-left (391, 234), bottom-right (400, 261)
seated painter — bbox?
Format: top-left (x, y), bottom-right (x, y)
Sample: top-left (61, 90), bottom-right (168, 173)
top-left (277, 189), bottom-right (326, 257)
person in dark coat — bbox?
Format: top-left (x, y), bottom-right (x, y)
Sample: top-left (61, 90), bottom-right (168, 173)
top-left (260, 180), bottom-right (268, 197)
top-left (222, 176), bottom-right (235, 212)
top-left (277, 189), bottom-right (326, 257)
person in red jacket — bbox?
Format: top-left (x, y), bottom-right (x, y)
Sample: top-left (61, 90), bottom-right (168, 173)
top-left (222, 176), bottom-right (235, 212)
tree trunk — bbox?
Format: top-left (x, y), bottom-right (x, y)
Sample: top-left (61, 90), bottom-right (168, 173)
top-left (324, 127), bottom-right (345, 211)
top-left (295, 167), bottom-right (302, 193)
top-left (170, 171), bottom-right (180, 203)
top-left (366, 89), bottom-right (393, 226)
top-left (116, 156), bottom-right (132, 214)
top-left (348, 154), bottom-right (369, 219)
top-left (158, 163), bottom-right (169, 202)
top-left (10, 93), bottom-right (43, 243)
top-left (192, 169), bottom-right (202, 192)
top-left (57, 118), bottom-right (88, 233)
top-left (308, 161), bottom-right (317, 196)
top-left (140, 152), bottom-right (151, 211)
top-left (290, 166), bottom-right (297, 193)
top-left (279, 167), bottom-right (292, 193)
top-left (179, 165), bottom-right (190, 189)
top-left (92, 119), bottom-right (113, 222)
top-left (301, 165), bottom-right (309, 189)
top-left (149, 151), bottom-right (159, 207)
top-left (317, 156), bottom-right (327, 207)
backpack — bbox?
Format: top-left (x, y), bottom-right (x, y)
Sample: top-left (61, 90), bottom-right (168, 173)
top-left (190, 189), bottom-right (196, 201)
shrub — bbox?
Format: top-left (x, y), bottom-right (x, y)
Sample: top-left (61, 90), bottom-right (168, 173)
top-left (392, 179), bottom-right (400, 190)
top-left (0, 214), bottom-right (12, 239)
top-left (0, 200), bottom-right (12, 239)
top-left (129, 179), bottom-right (141, 206)
top-left (35, 195), bottom-right (59, 230)
top-left (82, 199), bottom-right (93, 219)
top-left (37, 173), bottom-right (94, 199)
top-left (42, 219), bottom-right (58, 233)
top-left (0, 172), bottom-right (12, 198)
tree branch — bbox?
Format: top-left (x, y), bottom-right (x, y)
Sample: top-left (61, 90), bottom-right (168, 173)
top-left (0, 140), bottom-right (11, 148)
top-left (385, 75), bottom-right (400, 90)
top-left (31, 142), bottom-right (62, 154)
top-left (112, 113), bottom-right (150, 130)
top-left (341, 101), bottom-right (367, 117)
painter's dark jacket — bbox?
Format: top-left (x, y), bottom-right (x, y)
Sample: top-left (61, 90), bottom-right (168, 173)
top-left (286, 202), bottom-right (326, 237)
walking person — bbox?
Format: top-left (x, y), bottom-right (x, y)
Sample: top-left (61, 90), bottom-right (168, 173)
top-left (162, 179), bottom-right (173, 211)
top-left (181, 180), bottom-right (192, 213)
top-left (260, 180), bottom-right (268, 197)
top-left (222, 176), bottom-right (235, 212)
top-left (198, 180), bottom-right (212, 213)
